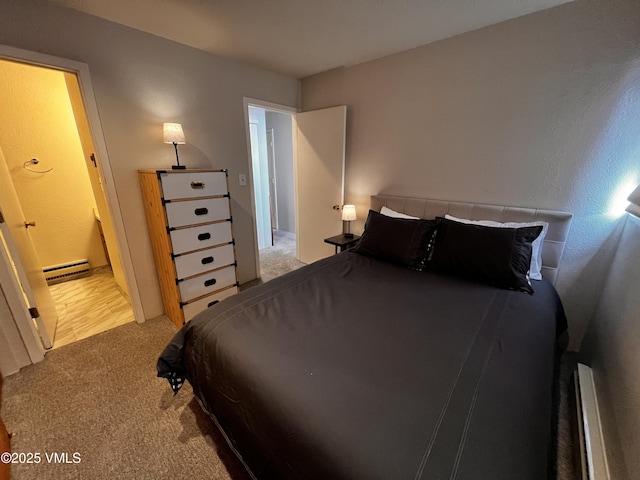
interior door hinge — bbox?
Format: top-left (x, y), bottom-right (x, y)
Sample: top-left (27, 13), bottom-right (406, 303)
top-left (90, 153), bottom-right (97, 167)
top-left (28, 307), bottom-right (40, 318)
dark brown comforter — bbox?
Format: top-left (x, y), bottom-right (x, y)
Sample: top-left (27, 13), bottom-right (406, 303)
top-left (158, 251), bottom-right (567, 479)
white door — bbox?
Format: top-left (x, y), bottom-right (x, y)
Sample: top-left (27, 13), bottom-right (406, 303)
top-left (0, 147), bottom-right (58, 348)
top-left (249, 120), bottom-right (273, 249)
top-left (295, 106), bottom-right (347, 264)
top-left (266, 128), bottom-right (278, 231)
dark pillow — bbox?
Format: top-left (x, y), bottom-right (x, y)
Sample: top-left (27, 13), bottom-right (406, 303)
top-left (429, 218), bottom-right (543, 293)
top-left (353, 210), bottom-right (438, 270)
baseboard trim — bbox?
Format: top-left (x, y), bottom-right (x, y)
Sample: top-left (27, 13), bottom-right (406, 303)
top-left (575, 363), bottom-right (610, 480)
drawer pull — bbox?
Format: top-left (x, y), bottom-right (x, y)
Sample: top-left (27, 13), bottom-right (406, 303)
top-left (204, 278), bottom-right (217, 287)
top-left (191, 181), bottom-right (205, 189)
top-left (194, 207), bottom-right (209, 216)
top-left (198, 232), bottom-right (211, 241)
top-left (207, 300), bottom-right (220, 308)
top-left (201, 256), bottom-right (214, 265)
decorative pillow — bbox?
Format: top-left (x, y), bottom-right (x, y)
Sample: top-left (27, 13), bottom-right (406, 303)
top-left (380, 206), bottom-right (420, 220)
top-left (429, 218), bottom-right (543, 293)
top-left (353, 210), bottom-right (438, 270)
top-left (444, 215), bottom-right (548, 280)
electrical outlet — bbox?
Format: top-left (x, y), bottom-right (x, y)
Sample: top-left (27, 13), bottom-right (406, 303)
top-left (239, 174), bottom-right (247, 186)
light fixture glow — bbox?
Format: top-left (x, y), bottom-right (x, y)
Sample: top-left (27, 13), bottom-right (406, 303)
top-left (608, 177), bottom-right (638, 218)
top-left (163, 123), bottom-right (185, 144)
top-left (341, 205), bottom-right (357, 221)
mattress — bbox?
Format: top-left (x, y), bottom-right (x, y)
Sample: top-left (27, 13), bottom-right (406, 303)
top-left (158, 250), bottom-right (567, 479)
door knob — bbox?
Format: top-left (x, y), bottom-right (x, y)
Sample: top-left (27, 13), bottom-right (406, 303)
top-left (24, 221), bottom-right (36, 228)
top-left (332, 205), bottom-right (341, 210)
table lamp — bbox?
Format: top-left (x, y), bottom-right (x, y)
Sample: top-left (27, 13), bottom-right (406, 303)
top-left (163, 123), bottom-right (186, 170)
top-left (342, 205), bottom-right (357, 238)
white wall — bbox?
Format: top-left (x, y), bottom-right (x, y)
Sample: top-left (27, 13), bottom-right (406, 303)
top-left (301, 0), bottom-right (640, 350)
top-left (0, 0), bottom-right (299, 319)
top-left (581, 213), bottom-right (640, 480)
top-left (265, 111), bottom-right (295, 233)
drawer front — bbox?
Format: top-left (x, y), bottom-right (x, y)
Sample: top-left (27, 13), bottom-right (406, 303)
top-left (165, 197), bottom-right (230, 228)
top-left (183, 286), bottom-right (238, 322)
top-left (179, 265), bottom-right (237, 304)
top-left (174, 243), bottom-right (235, 279)
top-left (170, 221), bottom-right (233, 255)
top-left (160, 171), bottom-right (228, 200)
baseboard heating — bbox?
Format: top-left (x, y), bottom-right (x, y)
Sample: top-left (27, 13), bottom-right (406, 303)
top-left (574, 363), bottom-right (610, 480)
top-left (43, 259), bottom-right (90, 285)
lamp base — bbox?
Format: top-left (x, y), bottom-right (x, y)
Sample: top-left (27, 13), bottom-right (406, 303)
top-left (171, 165), bottom-right (186, 170)
top-left (344, 233), bottom-right (354, 238)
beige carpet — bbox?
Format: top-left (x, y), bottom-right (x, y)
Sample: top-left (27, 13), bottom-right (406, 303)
top-left (256, 230), bottom-right (305, 284)
top-left (554, 353), bottom-right (580, 480)
top-left (3, 316), bottom-right (250, 480)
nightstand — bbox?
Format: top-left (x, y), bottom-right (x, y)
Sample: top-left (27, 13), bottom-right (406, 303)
top-left (324, 234), bottom-right (361, 254)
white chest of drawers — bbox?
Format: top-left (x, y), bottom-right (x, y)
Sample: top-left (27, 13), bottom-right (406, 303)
top-left (139, 169), bottom-right (239, 328)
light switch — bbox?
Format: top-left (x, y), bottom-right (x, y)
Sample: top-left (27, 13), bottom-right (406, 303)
top-left (239, 174), bottom-right (247, 186)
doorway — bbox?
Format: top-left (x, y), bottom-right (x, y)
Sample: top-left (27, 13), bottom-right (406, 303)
top-left (0, 56), bottom-right (136, 350)
top-left (247, 104), bottom-right (302, 283)
top-left (244, 100), bottom-right (347, 283)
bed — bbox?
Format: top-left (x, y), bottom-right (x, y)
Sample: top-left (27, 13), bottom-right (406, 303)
top-left (158, 195), bottom-right (573, 480)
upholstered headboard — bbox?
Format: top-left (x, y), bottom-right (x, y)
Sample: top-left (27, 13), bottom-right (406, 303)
top-left (370, 195), bottom-right (573, 285)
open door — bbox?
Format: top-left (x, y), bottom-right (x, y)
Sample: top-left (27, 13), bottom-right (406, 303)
top-left (266, 128), bottom-right (278, 234)
top-left (64, 72), bottom-right (130, 299)
top-left (295, 106), bottom-right (347, 264)
top-left (0, 147), bottom-right (58, 348)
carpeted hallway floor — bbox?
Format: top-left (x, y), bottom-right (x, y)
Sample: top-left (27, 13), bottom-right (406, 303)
top-left (245, 230), bottom-right (305, 287)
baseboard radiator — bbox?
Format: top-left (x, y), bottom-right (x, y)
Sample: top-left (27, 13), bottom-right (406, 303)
top-left (43, 259), bottom-right (91, 285)
top-left (574, 363), bottom-right (610, 480)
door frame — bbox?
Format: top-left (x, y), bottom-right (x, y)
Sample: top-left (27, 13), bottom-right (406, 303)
top-left (0, 45), bottom-right (145, 329)
top-left (0, 216), bottom-right (45, 369)
top-left (266, 128), bottom-right (278, 231)
top-left (242, 97), bottom-right (298, 281)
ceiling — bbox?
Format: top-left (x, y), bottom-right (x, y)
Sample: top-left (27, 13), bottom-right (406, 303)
top-left (48, 0), bottom-right (574, 79)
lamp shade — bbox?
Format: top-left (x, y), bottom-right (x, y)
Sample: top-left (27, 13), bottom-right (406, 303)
top-left (626, 184), bottom-right (640, 217)
top-left (342, 205), bottom-right (357, 221)
top-left (163, 123), bottom-right (185, 144)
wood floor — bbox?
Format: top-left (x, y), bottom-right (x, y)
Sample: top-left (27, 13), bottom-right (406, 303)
top-left (49, 267), bottom-right (135, 349)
